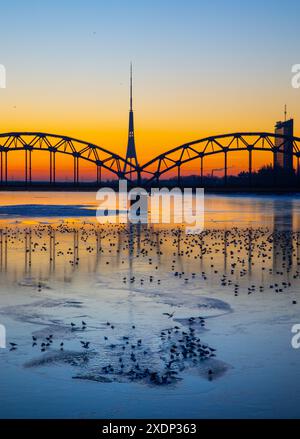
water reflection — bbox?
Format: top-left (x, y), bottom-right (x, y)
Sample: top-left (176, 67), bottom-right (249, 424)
top-left (1, 193), bottom-right (300, 417)
top-left (0, 220), bottom-right (299, 296)
top-left (273, 199), bottom-right (293, 274)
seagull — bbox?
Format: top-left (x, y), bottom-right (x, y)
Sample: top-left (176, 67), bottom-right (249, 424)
top-left (9, 342), bottom-right (17, 347)
top-left (163, 312), bottom-right (175, 318)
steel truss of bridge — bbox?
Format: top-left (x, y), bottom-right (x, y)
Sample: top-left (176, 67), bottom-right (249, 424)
top-left (0, 131), bottom-right (300, 185)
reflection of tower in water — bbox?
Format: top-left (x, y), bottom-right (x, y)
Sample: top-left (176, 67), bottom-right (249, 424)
top-left (127, 222), bottom-right (142, 276)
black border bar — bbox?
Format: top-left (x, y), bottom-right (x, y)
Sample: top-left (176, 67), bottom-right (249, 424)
top-left (0, 419), bottom-right (299, 437)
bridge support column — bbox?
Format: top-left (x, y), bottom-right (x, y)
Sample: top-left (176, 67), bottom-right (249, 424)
top-left (224, 150), bottom-right (228, 186)
top-left (29, 150), bottom-right (32, 184)
top-left (49, 151), bottom-right (56, 184)
top-left (297, 156), bottom-right (300, 186)
top-left (137, 169), bottom-right (141, 186)
top-left (248, 149), bottom-right (252, 187)
top-left (273, 151), bottom-right (277, 187)
top-left (200, 155), bottom-right (203, 186)
top-left (53, 152), bottom-right (56, 184)
top-left (5, 151), bottom-right (7, 183)
top-left (97, 165), bottom-right (102, 185)
top-left (0, 151), bottom-right (3, 184)
top-left (177, 165), bottom-right (181, 186)
top-left (25, 149), bottom-right (32, 185)
top-left (49, 152), bottom-right (52, 183)
top-left (73, 157), bottom-right (79, 185)
top-left (25, 150), bottom-right (27, 184)
top-left (0, 150), bottom-right (7, 184)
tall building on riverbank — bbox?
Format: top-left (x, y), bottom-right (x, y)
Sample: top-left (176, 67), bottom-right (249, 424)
top-left (273, 118), bottom-right (294, 176)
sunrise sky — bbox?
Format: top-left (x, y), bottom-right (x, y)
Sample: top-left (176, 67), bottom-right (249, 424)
top-left (1, 0), bottom-right (300, 179)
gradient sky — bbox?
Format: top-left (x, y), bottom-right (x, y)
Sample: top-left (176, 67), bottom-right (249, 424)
top-left (1, 0), bottom-right (300, 179)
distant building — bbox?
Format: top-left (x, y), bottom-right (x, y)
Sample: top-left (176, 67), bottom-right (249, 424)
top-left (273, 118), bottom-right (294, 176)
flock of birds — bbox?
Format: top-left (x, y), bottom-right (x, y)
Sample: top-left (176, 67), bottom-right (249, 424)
top-left (3, 222), bottom-right (299, 385)
top-left (8, 314), bottom-right (217, 385)
top-left (1, 224), bottom-right (300, 299)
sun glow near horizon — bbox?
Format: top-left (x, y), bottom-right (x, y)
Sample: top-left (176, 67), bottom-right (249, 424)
top-left (1, 0), bottom-right (300, 180)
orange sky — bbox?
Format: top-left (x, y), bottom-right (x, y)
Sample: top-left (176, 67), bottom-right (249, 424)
top-left (1, 88), bottom-right (297, 181)
top-left (1, 1), bottom-right (300, 181)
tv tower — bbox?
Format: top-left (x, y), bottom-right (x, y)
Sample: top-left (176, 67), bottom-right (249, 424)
top-left (124, 63), bottom-right (138, 173)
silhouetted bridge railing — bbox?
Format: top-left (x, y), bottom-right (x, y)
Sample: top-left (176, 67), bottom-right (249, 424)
top-left (1, 131), bottom-right (300, 185)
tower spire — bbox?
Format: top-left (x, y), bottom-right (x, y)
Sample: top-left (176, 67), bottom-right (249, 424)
top-left (124, 63), bottom-right (138, 175)
top-left (130, 62), bottom-right (133, 111)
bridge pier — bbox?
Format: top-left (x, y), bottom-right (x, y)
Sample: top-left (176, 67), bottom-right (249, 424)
top-left (49, 151), bottom-right (56, 184)
top-left (248, 148), bottom-right (252, 187)
top-left (200, 155), bottom-right (204, 186)
top-left (5, 151), bottom-right (7, 183)
top-left (137, 169), bottom-right (141, 186)
top-left (0, 151), bottom-right (3, 183)
top-left (273, 150), bottom-right (278, 187)
top-left (25, 149), bottom-right (32, 185)
top-left (73, 156), bottom-right (79, 185)
top-left (224, 150), bottom-right (228, 186)
top-left (96, 165), bottom-right (102, 185)
top-left (0, 150), bottom-right (8, 184)
top-left (177, 165), bottom-right (181, 186)
top-left (25, 150), bottom-right (27, 184)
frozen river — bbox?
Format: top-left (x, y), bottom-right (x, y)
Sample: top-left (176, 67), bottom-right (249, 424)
top-left (0, 192), bottom-right (300, 418)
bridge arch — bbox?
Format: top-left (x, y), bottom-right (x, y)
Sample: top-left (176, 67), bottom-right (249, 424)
top-left (1, 131), bottom-right (300, 185)
top-left (139, 132), bottom-right (300, 184)
top-left (0, 132), bottom-right (138, 183)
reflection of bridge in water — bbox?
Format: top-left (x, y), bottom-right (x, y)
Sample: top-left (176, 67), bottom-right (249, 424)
top-left (1, 131), bottom-right (300, 185)
top-left (0, 223), bottom-right (299, 296)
